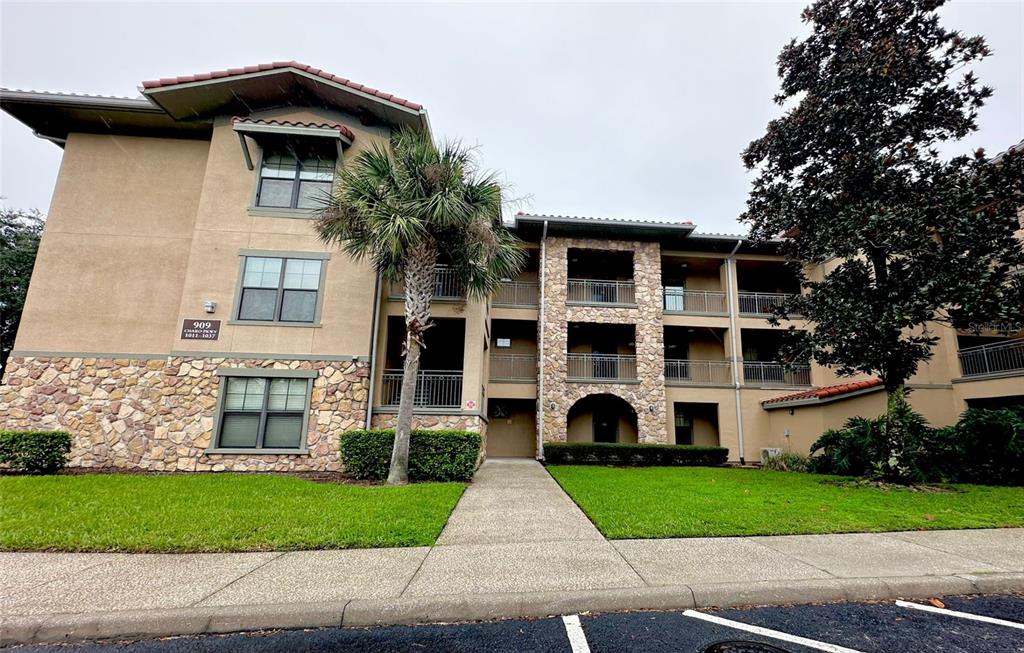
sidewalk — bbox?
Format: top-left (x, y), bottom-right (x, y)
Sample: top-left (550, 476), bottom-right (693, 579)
top-left (3, 459), bottom-right (1023, 645)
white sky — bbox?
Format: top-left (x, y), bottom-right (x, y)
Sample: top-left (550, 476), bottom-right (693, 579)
top-left (1, 0), bottom-right (1021, 234)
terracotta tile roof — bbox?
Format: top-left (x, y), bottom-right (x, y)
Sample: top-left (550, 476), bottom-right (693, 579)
top-left (141, 61), bottom-right (424, 111)
top-left (762, 378), bottom-right (883, 407)
top-left (516, 212), bottom-right (694, 227)
top-left (231, 116), bottom-right (355, 142)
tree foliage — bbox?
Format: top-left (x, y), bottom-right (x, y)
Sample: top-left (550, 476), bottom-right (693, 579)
top-left (0, 207), bottom-right (44, 376)
top-left (742, 0), bottom-right (1024, 393)
top-left (316, 128), bottom-right (523, 484)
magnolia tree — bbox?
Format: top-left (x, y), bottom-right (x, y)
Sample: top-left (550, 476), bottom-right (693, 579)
top-left (1, 207), bottom-right (44, 377)
top-left (742, 0), bottom-right (1024, 396)
top-left (316, 128), bottom-right (523, 484)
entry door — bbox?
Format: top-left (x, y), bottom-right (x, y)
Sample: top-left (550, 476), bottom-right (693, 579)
top-left (593, 406), bottom-right (618, 443)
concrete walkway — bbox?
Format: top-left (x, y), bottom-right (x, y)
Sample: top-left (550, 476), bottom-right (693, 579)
top-left (3, 459), bottom-right (1024, 645)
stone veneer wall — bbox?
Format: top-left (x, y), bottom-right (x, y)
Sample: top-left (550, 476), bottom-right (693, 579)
top-left (540, 237), bottom-right (668, 444)
top-left (369, 413), bottom-right (483, 431)
top-left (0, 356), bottom-right (369, 472)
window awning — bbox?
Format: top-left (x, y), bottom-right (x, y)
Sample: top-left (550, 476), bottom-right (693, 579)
top-left (231, 117), bottom-right (354, 169)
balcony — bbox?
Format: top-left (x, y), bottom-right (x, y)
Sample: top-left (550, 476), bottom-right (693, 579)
top-left (389, 265), bottom-right (464, 300)
top-left (663, 288), bottom-right (728, 314)
top-left (489, 353), bottom-right (537, 381)
top-left (493, 281), bottom-right (539, 307)
top-left (381, 370), bottom-right (463, 407)
top-left (958, 339), bottom-right (1024, 378)
top-left (665, 359), bottom-right (733, 385)
top-left (743, 362), bottom-right (811, 386)
top-left (738, 292), bottom-right (795, 317)
top-left (567, 279), bottom-right (636, 306)
top-left (567, 353), bottom-right (638, 382)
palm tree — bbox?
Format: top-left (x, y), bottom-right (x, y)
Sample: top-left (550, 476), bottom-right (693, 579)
top-left (315, 128), bottom-right (524, 485)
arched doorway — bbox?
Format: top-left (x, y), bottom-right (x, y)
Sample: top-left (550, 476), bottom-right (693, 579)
top-left (566, 394), bottom-right (638, 443)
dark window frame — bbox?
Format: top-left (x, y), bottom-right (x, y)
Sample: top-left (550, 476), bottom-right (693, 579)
top-left (236, 255), bottom-right (325, 324)
top-left (211, 371), bottom-right (315, 453)
top-left (255, 145), bottom-right (336, 210)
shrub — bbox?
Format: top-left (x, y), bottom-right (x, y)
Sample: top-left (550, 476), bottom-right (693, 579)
top-left (810, 389), bottom-right (935, 483)
top-left (0, 431), bottom-right (73, 474)
top-left (762, 451), bottom-right (813, 472)
top-left (940, 406), bottom-right (1024, 486)
top-left (543, 442), bottom-right (728, 467)
top-left (340, 429), bottom-right (481, 482)
top-left (810, 393), bottom-right (1024, 486)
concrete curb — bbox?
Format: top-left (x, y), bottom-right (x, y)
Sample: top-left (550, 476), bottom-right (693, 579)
top-left (3, 573), bottom-right (1023, 646)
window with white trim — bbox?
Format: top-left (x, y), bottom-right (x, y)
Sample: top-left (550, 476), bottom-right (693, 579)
top-left (237, 256), bottom-right (324, 323)
top-left (217, 376), bottom-right (310, 450)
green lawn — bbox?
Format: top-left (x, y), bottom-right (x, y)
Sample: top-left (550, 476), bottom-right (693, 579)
top-left (0, 474), bottom-right (465, 552)
top-left (547, 465), bottom-right (1024, 539)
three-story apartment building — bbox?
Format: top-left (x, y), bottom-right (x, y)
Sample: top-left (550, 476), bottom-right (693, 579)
top-left (1, 63), bottom-right (1021, 470)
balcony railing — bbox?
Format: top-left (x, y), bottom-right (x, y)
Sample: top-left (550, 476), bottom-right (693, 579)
top-left (663, 288), bottom-right (728, 314)
top-left (489, 353), bottom-right (537, 381)
top-left (664, 359), bottom-right (733, 385)
top-left (493, 281), bottom-right (539, 307)
top-left (381, 369), bottom-right (463, 407)
top-left (567, 353), bottom-right (638, 381)
top-left (743, 361), bottom-right (811, 386)
top-left (958, 339), bottom-right (1024, 378)
top-left (567, 279), bottom-right (636, 306)
top-left (738, 292), bottom-right (796, 316)
top-left (389, 265), bottom-right (464, 300)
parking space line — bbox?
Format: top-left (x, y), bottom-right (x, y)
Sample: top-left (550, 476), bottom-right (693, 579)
top-left (682, 610), bottom-right (865, 653)
top-left (562, 614), bottom-right (592, 653)
top-left (895, 600), bottom-right (1024, 630)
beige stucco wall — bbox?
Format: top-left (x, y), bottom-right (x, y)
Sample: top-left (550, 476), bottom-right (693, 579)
top-left (173, 107), bottom-right (388, 360)
top-left (15, 133), bottom-right (209, 355)
top-left (486, 403), bottom-right (537, 457)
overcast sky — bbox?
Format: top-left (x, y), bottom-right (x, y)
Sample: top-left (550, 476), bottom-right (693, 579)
top-left (1, 1), bottom-right (1021, 234)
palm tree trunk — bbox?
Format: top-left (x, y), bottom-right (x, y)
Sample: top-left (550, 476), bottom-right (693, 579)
top-left (387, 241), bottom-right (437, 485)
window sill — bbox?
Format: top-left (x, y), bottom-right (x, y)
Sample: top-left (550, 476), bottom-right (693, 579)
top-left (227, 320), bottom-right (322, 328)
top-left (247, 207), bottom-right (316, 219)
top-left (205, 447), bottom-right (310, 455)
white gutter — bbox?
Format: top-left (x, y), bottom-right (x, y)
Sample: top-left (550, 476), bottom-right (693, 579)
top-left (725, 239), bottom-right (746, 464)
top-left (536, 220), bottom-right (549, 460)
top-left (364, 272), bottom-right (383, 429)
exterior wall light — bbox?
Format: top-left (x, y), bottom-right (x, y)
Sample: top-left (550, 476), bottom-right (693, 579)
top-left (203, 300), bottom-right (217, 314)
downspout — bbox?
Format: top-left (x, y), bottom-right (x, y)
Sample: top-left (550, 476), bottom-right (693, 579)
top-left (725, 239), bottom-right (746, 464)
top-left (364, 272), bottom-right (383, 429)
top-left (536, 220), bottom-right (549, 460)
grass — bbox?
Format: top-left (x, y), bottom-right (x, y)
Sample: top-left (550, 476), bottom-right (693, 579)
top-left (0, 473), bottom-right (465, 552)
top-left (546, 465), bottom-right (1024, 539)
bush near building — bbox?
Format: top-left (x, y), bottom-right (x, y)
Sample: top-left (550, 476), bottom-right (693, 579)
top-left (0, 431), bottom-right (72, 474)
top-left (543, 442), bottom-right (728, 467)
top-left (341, 429), bottom-right (482, 482)
top-left (810, 403), bottom-right (1024, 486)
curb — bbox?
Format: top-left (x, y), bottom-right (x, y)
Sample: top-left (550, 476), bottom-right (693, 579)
top-left (3, 573), bottom-right (1023, 646)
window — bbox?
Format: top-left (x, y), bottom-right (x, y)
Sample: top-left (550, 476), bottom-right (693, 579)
top-left (256, 146), bottom-right (336, 210)
top-left (216, 375), bottom-right (311, 450)
top-left (237, 256), bottom-right (324, 323)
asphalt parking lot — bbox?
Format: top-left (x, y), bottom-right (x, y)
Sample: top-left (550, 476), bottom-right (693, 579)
top-left (15, 594), bottom-right (1024, 653)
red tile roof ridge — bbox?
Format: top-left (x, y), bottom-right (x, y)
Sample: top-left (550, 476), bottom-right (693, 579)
top-left (231, 116), bottom-right (355, 141)
top-left (763, 378), bottom-right (883, 406)
top-left (142, 61), bottom-right (423, 111)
